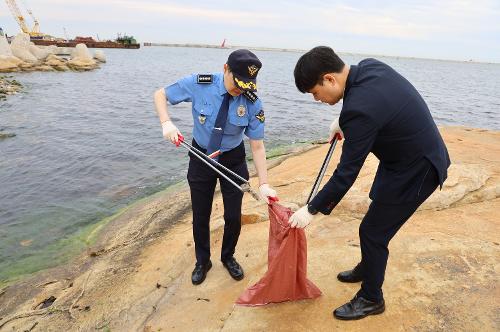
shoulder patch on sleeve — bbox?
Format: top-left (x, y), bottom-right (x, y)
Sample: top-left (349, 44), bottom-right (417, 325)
top-left (255, 110), bottom-right (265, 123)
top-left (197, 74), bottom-right (213, 84)
top-left (243, 91), bottom-right (258, 103)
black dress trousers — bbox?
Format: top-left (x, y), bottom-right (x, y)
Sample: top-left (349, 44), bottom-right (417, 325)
top-left (357, 161), bottom-right (440, 302)
top-left (187, 139), bottom-right (249, 265)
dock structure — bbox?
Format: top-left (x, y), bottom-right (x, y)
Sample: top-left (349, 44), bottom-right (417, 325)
top-left (142, 42), bottom-right (305, 53)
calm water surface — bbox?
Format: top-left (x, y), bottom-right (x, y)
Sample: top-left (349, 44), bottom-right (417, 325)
top-left (1, 47), bottom-right (499, 283)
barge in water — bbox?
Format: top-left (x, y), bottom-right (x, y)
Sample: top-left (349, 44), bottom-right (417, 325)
top-left (31, 36), bottom-right (140, 49)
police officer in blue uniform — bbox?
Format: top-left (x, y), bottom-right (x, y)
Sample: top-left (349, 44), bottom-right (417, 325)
top-left (290, 46), bottom-right (450, 320)
top-left (154, 49), bottom-right (277, 285)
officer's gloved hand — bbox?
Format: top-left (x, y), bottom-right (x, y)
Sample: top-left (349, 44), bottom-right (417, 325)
top-left (259, 184), bottom-right (277, 204)
top-left (328, 117), bottom-right (344, 142)
top-left (289, 205), bottom-right (316, 229)
top-left (162, 120), bottom-right (182, 146)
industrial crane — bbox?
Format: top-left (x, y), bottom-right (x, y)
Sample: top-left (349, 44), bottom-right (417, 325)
top-left (5, 0), bottom-right (43, 37)
top-left (21, 0), bottom-right (40, 34)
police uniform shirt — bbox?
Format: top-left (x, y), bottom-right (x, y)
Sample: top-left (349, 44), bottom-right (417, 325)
top-left (165, 73), bottom-right (265, 152)
top-left (310, 58), bottom-right (450, 215)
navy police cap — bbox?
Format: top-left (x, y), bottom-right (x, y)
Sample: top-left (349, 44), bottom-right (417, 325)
top-left (227, 49), bottom-right (262, 92)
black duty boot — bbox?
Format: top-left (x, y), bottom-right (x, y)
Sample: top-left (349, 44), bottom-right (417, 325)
top-left (222, 257), bottom-right (244, 281)
top-left (191, 260), bottom-right (212, 285)
top-left (337, 263), bottom-right (363, 283)
top-left (333, 295), bottom-right (385, 320)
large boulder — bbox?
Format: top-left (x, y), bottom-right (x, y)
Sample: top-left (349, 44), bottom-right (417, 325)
top-left (93, 50), bottom-right (106, 63)
top-left (10, 33), bottom-right (38, 63)
top-left (0, 55), bottom-right (23, 72)
top-left (70, 43), bottom-right (94, 62)
top-left (29, 43), bottom-right (52, 61)
top-left (0, 34), bottom-right (22, 72)
top-left (34, 65), bottom-right (56, 72)
top-left (44, 45), bottom-right (59, 54)
top-left (44, 54), bottom-right (65, 66)
top-left (55, 47), bottom-right (72, 56)
top-left (67, 43), bottom-right (98, 70)
top-left (0, 34), bottom-right (13, 56)
top-left (44, 54), bottom-right (69, 71)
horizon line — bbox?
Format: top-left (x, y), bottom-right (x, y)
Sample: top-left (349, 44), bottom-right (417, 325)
top-left (143, 42), bottom-right (500, 65)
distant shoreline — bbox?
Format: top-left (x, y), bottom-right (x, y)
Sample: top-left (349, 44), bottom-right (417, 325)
top-left (143, 42), bottom-right (305, 53)
top-left (143, 42), bottom-right (499, 65)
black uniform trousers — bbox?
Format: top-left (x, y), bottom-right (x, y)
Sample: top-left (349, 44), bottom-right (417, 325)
top-left (358, 161), bottom-right (440, 302)
top-left (187, 139), bottom-right (249, 265)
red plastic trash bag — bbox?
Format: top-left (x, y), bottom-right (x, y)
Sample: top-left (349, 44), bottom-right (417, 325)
top-left (236, 201), bottom-right (322, 306)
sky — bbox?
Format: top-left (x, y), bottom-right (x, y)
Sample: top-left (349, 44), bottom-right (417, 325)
top-left (1, 0), bottom-right (499, 62)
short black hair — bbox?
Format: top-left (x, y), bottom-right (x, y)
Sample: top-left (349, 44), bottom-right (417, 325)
top-left (294, 46), bottom-right (345, 93)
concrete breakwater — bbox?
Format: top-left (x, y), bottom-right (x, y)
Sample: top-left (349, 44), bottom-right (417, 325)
top-left (0, 33), bottom-right (106, 73)
top-left (143, 42), bottom-right (306, 53)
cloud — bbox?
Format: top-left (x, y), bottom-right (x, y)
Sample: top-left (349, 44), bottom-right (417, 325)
top-left (112, 0), bottom-right (279, 23)
top-left (321, 5), bottom-right (432, 39)
top-left (21, 0), bottom-right (279, 26)
top-left (314, 0), bottom-right (500, 40)
top-left (1, 0), bottom-right (498, 61)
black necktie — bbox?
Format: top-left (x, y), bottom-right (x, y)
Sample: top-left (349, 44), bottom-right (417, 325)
top-left (206, 93), bottom-right (230, 159)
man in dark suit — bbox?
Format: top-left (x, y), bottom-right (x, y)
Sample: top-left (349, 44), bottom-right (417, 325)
top-left (289, 46), bottom-right (450, 320)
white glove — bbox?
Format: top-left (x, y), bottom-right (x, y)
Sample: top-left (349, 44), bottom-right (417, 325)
top-left (289, 205), bottom-right (315, 228)
top-left (162, 120), bottom-right (181, 145)
top-left (329, 117), bottom-right (344, 142)
top-left (259, 183), bottom-right (277, 204)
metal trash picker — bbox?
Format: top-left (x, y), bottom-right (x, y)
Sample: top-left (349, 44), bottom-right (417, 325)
top-left (306, 134), bottom-right (342, 204)
top-left (176, 134), bottom-right (261, 201)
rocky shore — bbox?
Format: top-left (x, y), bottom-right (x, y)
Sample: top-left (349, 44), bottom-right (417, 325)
top-left (0, 75), bottom-right (22, 101)
top-left (0, 126), bottom-right (498, 331)
top-left (0, 75), bottom-right (21, 140)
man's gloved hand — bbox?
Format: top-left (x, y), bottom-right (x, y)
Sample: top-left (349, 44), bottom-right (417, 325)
top-left (162, 120), bottom-right (182, 146)
top-left (289, 205), bottom-right (315, 228)
top-left (328, 117), bottom-right (344, 142)
top-left (259, 183), bottom-right (277, 204)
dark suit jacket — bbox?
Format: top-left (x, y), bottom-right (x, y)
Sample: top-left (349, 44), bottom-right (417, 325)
top-left (310, 59), bottom-right (450, 214)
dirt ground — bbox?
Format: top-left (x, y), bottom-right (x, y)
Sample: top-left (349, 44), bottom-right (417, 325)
top-left (1, 126), bottom-right (499, 331)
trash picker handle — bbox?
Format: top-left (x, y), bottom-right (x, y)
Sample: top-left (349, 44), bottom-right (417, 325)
top-left (178, 135), bottom-right (249, 185)
top-left (306, 136), bottom-right (339, 204)
top-left (176, 133), bottom-right (184, 147)
top-left (176, 135), bottom-right (259, 201)
top-left (178, 141), bottom-right (245, 193)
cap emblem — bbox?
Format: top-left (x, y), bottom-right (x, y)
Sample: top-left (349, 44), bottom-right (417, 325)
top-left (248, 65), bottom-right (259, 77)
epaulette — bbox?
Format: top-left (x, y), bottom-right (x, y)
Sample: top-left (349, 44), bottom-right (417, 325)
top-left (243, 90), bottom-right (258, 103)
top-left (197, 74), bottom-right (213, 84)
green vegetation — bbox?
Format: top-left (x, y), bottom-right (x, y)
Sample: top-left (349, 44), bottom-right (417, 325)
top-left (0, 75), bottom-right (22, 100)
top-left (116, 35), bottom-right (137, 45)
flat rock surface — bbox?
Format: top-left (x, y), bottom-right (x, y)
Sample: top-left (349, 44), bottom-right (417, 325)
top-left (0, 126), bottom-right (498, 331)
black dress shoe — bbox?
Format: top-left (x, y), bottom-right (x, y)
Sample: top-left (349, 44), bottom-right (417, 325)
top-left (337, 263), bottom-right (363, 283)
top-left (333, 295), bottom-right (385, 320)
top-left (191, 261), bottom-right (212, 285)
top-left (222, 257), bottom-right (244, 281)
